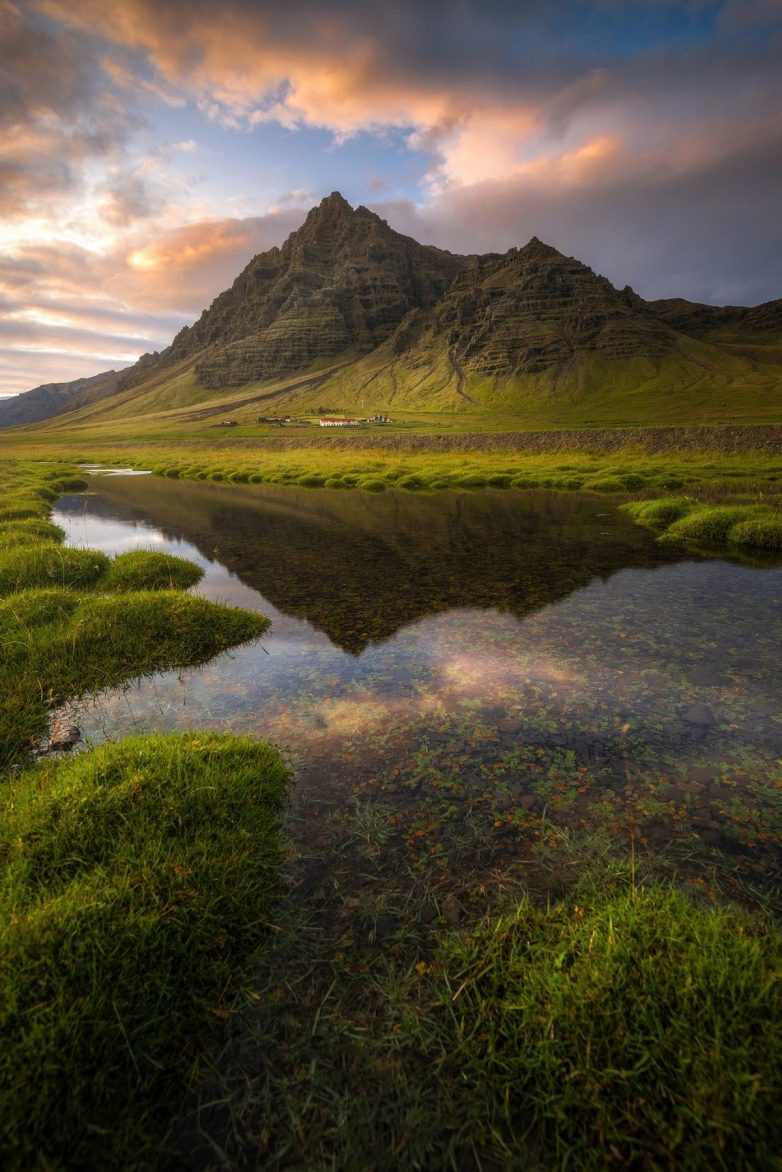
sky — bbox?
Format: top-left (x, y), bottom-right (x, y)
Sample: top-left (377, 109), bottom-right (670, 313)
top-left (1, 0), bottom-right (781, 397)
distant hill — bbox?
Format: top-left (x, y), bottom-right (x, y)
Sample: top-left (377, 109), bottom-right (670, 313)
top-left (0, 368), bottom-right (125, 429)
top-left (7, 193), bottom-right (782, 433)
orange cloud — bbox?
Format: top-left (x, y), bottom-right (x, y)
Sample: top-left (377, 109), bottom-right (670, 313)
top-left (111, 209), bottom-right (307, 312)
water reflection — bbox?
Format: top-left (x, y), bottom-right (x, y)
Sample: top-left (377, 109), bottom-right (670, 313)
top-left (53, 477), bottom-right (782, 894)
top-left (58, 476), bottom-right (683, 653)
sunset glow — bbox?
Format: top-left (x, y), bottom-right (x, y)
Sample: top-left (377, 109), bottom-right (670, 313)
top-left (1, 0), bottom-right (781, 395)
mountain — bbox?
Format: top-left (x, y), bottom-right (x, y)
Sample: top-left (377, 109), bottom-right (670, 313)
top-left (153, 191), bottom-right (465, 389)
top-left (6, 193), bottom-right (782, 432)
top-left (0, 368), bottom-right (125, 429)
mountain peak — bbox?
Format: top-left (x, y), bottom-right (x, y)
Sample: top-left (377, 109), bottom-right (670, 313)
top-left (324, 190), bottom-right (350, 208)
top-left (165, 191), bottom-right (466, 387)
top-left (306, 191), bottom-right (354, 221)
top-left (519, 235), bottom-right (564, 260)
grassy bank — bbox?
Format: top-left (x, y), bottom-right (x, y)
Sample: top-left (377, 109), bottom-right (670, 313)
top-left (4, 436), bottom-right (777, 497)
top-left (0, 458), bottom-right (271, 765)
top-left (0, 459), bottom-right (290, 1167)
top-left (102, 442), bottom-right (782, 556)
top-left (0, 733), bottom-right (289, 1169)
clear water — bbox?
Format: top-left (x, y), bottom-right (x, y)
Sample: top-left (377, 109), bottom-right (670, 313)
top-left (53, 473), bottom-right (782, 893)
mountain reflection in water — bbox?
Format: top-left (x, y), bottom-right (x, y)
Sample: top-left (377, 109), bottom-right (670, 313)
top-left (57, 476), bottom-right (682, 654)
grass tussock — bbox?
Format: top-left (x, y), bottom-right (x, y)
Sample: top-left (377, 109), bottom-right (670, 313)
top-left (623, 494), bottom-right (782, 552)
top-left (660, 505), bottom-right (751, 545)
top-left (0, 518), bottom-right (65, 544)
top-left (0, 732), bottom-right (289, 1169)
top-left (100, 548), bottom-right (204, 591)
top-left (441, 878), bottom-right (782, 1169)
top-left (621, 495), bottom-right (696, 527)
top-left (728, 514), bottom-right (782, 551)
top-left (0, 543), bottom-right (110, 595)
top-left (0, 458), bottom-right (270, 765)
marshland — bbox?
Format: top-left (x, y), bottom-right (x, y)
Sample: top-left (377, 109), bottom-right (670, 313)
top-left (2, 442), bottom-right (781, 1169)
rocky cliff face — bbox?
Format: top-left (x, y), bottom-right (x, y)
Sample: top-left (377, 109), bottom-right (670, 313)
top-left (418, 238), bottom-right (673, 378)
top-left (648, 297), bottom-right (782, 336)
top-left (160, 205), bottom-right (685, 389)
top-left (165, 192), bottom-right (466, 388)
top-left (7, 193), bottom-right (782, 425)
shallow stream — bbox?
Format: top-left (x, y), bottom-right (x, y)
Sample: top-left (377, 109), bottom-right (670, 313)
top-left (54, 473), bottom-right (782, 899)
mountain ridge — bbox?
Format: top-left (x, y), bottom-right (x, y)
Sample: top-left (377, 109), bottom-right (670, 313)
top-left (3, 192), bottom-right (781, 431)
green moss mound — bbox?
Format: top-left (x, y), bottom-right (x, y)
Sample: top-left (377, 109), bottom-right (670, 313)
top-left (0, 518), bottom-right (66, 545)
top-left (661, 505), bottom-right (751, 545)
top-left (728, 515), bottom-right (782, 551)
top-left (397, 473), bottom-right (426, 490)
top-left (0, 588), bottom-right (81, 642)
top-left (583, 475), bottom-right (626, 493)
top-left (455, 472), bottom-right (489, 488)
top-left (0, 732), bottom-right (289, 1169)
top-left (0, 544), bottom-right (110, 595)
top-left (622, 496), bottom-right (696, 527)
top-left (101, 549), bottom-right (204, 592)
top-left (442, 882), bottom-right (782, 1169)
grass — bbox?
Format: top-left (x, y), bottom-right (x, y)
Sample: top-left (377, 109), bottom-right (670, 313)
top-left (440, 873), bottom-right (782, 1169)
top-left (0, 585), bottom-right (270, 766)
top-left (0, 458), bottom-right (270, 766)
top-left (622, 496), bottom-right (782, 552)
top-left (0, 543), bottom-right (110, 594)
top-left (165, 821), bottom-right (782, 1171)
top-left (729, 515), bottom-right (782, 550)
top-left (0, 732), bottom-right (289, 1169)
top-left (0, 518), bottom-right (66, 544)
top-left (100, 549), bottom-right (204, 591)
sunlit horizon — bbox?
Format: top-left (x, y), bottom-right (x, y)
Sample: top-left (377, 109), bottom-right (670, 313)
top-left (2, 0), bottom-right (781, 395)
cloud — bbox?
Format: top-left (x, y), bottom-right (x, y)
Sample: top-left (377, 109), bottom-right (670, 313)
top-left (113, 208), bottom-right (308, 312)
top-left (3, 0), bottom-right (781, 394)
top-left (0, 206), bottom-right (309, 394)
top-left (0, 1), bottom-right (144, 221)
top-left (27, 1), bottom-right (782, 225)
top-left (371, 113), bottom-right (782, 306)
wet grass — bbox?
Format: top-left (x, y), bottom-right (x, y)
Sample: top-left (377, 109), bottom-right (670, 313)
top-left (167, 817), bottom-right (782, 1172)
top-left (0, 732), bottom-right (289, 1170)
top-left (441, 873), bottom-right (782, 1169)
